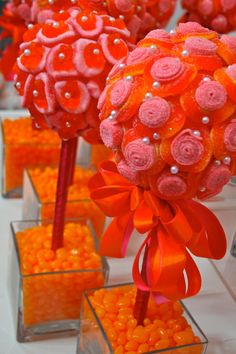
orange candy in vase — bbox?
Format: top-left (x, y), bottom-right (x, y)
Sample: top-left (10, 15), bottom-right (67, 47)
top-left (78, 284), bottom-right (207, 354)
top-left (1, 117), bottom-right (60, 197)
top-left (10, 220), bottom-right (108, 342)
top-left (23, 166), bottom-right (106, 237)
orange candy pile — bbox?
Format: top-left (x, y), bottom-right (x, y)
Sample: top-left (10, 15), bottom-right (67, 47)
top-left (28, 166), bottom-right (106, 237)
top-left (88, 286), bottom-right (203, 354)
top-left (2, 118), bottom-right (60, 196)
top-left (99, 23), bottom-right (236, 201)
top-left (16, 222), bottom-right (106, 326)
top-left (181, 0), bottom-right (236, 34)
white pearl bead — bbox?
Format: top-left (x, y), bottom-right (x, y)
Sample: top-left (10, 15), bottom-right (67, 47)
top-left (145, 92), bottom-right (153, 100)
top-left (24, 49), bottom-right (31, 56)
top-left (181, 50), bottom-right (189, 57)
top-left (223, 156), bottom-right (231, 165)
top-left (150, 45), bottom-right (157, 51)
top-left (27, 24), bottom-right (34, 30)
top-left (199, 186), bottom-right (206, 192)
top-left (152, 81), bottom-right (160, 89)
top-left (203, 77), bottom-right (211, 82)
top-left (142, 137), bottom-right (150, 144)
top-left (170, 165), bottom-right (179, 174)
top-left (65, 92), bottom-right (71, 99)
top-left (93, 48), bottom-right (100, 55)
top-left (170, 29), bottom-right (176, 35)
top-left (48, 0), bottom-right (54, 4)
top-left (137, 5), bottom-right (142, 12)
top-left (108, 115), bottom-right (115, 121)
top-left (33, 90), bottom-right (38, 97)
top-left (58, 53), bottom-right (65, 60)
top-left (119, 63), bottom-right (125, 69)
top-left (202, 116), bottom-right (210, 124)
top-left (153, 133), bottom-right (160, 140)
top-left (214, 160), bottom-right (221, 166)
top-left (192, 130), bottom-right (201, 137)
top-left (109, 17), bottom-right (115, 22)
top-left (35, 123), bottom-right (40, 128)
top-left (119, 15), bottom-right (125, 20)
top-left (125, 75), bottom-right (133, 82)
top-left (81, 16), bottom-right (88, 22)
top-left (71, 0), bottom-right (77, 3)
top-left (66, 121), bottom-right (71, 127)
top-left (111, 110), bottom-right (117, 117)
top-left (53, 22), bottom-right (59, 28)
top-left (113, 38), bottom-right (120, 45)
top-left (16, 82), bottom-right (21, 89)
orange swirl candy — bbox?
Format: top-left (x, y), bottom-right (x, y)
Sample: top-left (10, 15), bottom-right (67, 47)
top-left (2, 117), bottom-right (60, 196)
top-left (181, 0), bottom-right (236, 33)
top-left (98, 22), bottom-right (236, 201)
top-left (14, 7), bottom-right (132, 143)
top-left (28, 166), bottom-right (106, 237)
top-left (17, 222), bottom-right (106, 327)
top-left (86, 285), bottom-right (203, 354)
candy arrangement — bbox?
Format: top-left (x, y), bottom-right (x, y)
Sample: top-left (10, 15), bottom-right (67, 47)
top-left (181, 0), bottom-right (236, 33)
top-left (2, 117), bottom-right (60, 196)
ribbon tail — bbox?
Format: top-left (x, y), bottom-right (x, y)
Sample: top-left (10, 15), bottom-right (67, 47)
top-left (99, 213), bottom-right (134, 258)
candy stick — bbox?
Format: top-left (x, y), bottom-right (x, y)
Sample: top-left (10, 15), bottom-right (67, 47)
top-left (67, 137), bottom-right (78, 186)
top-left (52, 137), bottom-right (77, 250)
top-left (133, 244), bottom-right (150, 325)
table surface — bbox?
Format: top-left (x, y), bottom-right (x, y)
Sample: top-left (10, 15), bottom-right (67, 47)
top-left (2, 5), bottom-right (236, 350)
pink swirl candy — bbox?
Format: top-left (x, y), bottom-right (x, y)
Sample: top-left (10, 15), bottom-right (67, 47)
top-left (226, 64), bottom-right (236, 80)
top-left (171, 129), bottom-right (204, 165)
top-left (127, 47), bottom-right (156, 65)
top-left (138, 98), bottom-right (171, 128)
top-left (157, 173), bottom-right (187, 198)
top-left (117, 159), bottom-right (140, 184)
top-left (197, 0), bottom-right (213, 15)
top-left (224, 120), bottom-right (236, 151)
top-left (150, 57), bottom-right (184, 83)
top-left (211, 15), bottom-right (228, 32)
top-left (177, 22), bottom-right (210, 34)
top-left (201, 164), bottom-right (231, 192)
top-left (195, 81), bottom-right (227, 111)
top-left (220, 35), bottom-right (236, 51)
top-left (100, 119), bottom-right (123, 148)
top-left (221, 0), bottom-right (236, 12)
top-left (123, 138), bottom-right (156, 171)
top-left (110, 79), bottom-right (132, 107)
top-left (145, 29), bottom-right (171, 40)
top-left (184, 37), bottom-right (217, 56)
top-left (114, 0), bottom-right (133, 12)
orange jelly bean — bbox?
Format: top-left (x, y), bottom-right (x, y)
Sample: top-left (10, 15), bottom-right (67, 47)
top-left (2, 118), bottom-right (60, 196)
top-left (28, 166), bottom-right (105, 237)
top-left (88, 286), bottom-right (203, 354)
top-left (16, 223), bottom-right (106, 327)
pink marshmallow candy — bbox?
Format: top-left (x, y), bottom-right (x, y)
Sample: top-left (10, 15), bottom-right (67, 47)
top-left (157, 174), bottom-right (187, 198)
top-left (220, 35), bottom-right (236, 52)
top-left (151, 57), bottom-right (184, 83)
top-left (110, 79), bottom-right (132, 107)
top-left (184, 37), bottom-right (217, 56)
top-left (171, 129), bottom-right (204, 166)
top-left (195, 81), bottom-right (227, 111)
top-left (177, 22), bottom-right (210, 34)
top-left (145, 29), bottom-right (171, 40)
top-left (224, 120), bottom-right (236, 151)
top-left (127, 47), bottom-right (157, 65)
top-left (117, 159), bottom-right (140, 184)
top-left (100, 119), bottom-right (123, 148)
top-left (201, 164), bottom-right (231, 193)
top-left (138, 98), bottom-right (171, 128)
top-left (123, 138), bottom-right (156, 171)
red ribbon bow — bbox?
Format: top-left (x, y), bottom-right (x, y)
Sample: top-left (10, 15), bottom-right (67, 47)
top-left (89, 161), bottom-right (227, 301)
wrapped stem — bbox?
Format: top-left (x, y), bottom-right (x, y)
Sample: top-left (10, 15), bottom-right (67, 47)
top-left (68, 137), bottom-right (78, 186)
top-left (51, 138), bottom-right (77, 251)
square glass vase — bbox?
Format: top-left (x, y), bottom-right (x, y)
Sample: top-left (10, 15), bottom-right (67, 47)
top-left (77, 284), bottom-right (208, 354)
top-left (22, 168), bottom-right (106, 238)
top-left (8, 219), bottom-right (109, 342)
top-left (1, 116), bottom-right (60, 198)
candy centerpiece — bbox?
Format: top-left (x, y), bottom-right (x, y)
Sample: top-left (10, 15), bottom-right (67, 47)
top-left (14, 7), bottom-right (132, 250)
top-left (90, 22), bottom-right (232, 329)
top-left (181, 0), bottom-right (236, 33)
